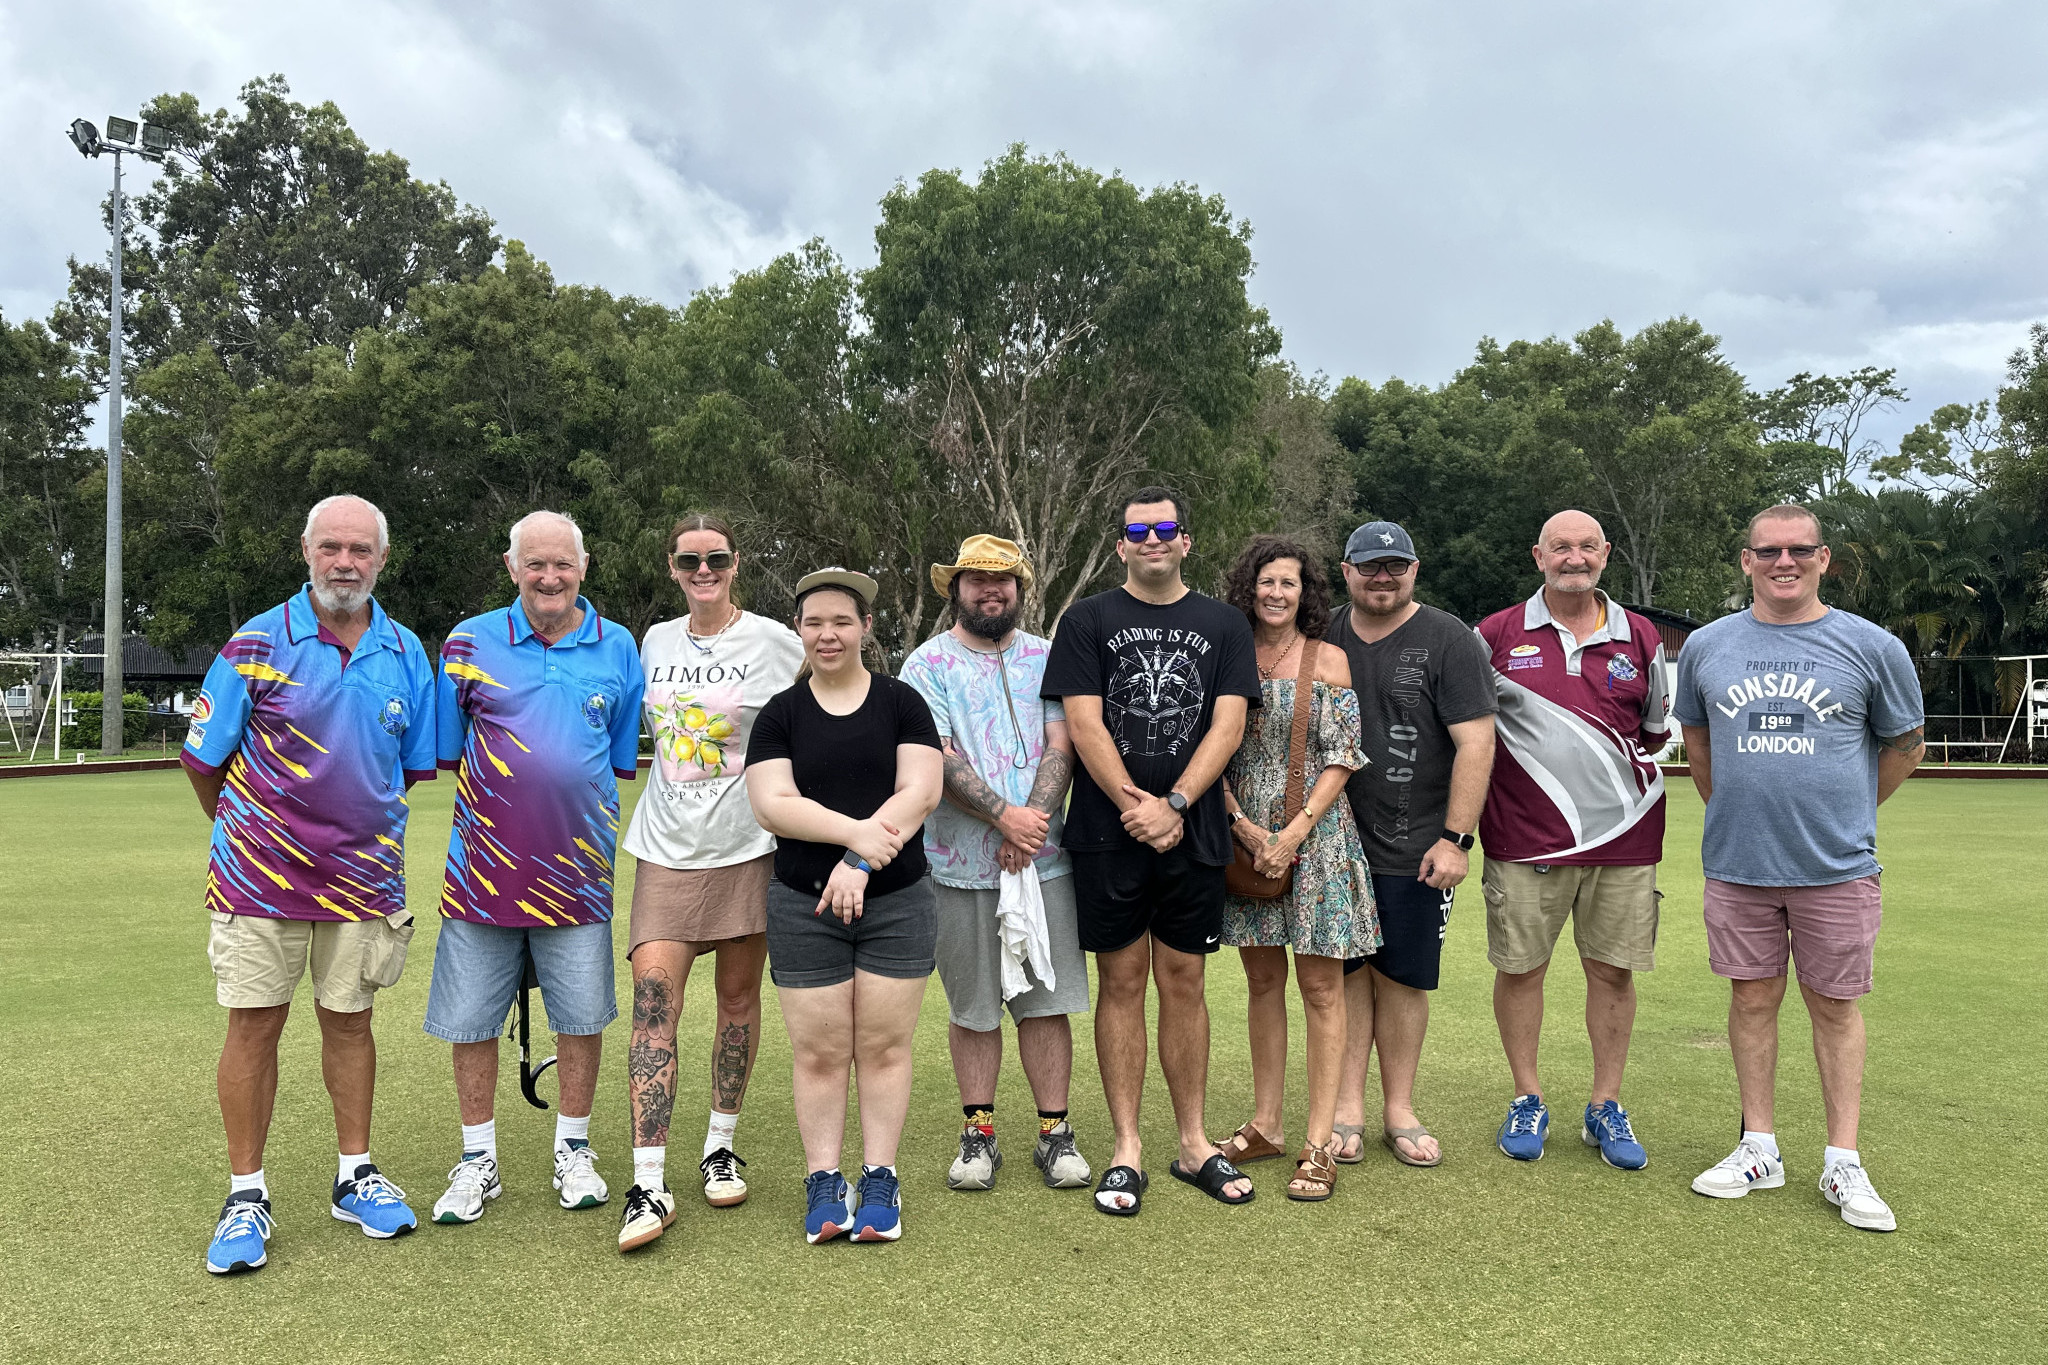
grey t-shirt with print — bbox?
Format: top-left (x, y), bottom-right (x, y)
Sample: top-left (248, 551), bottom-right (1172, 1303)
top-left (1673, 607), bottom-right (1923, 887)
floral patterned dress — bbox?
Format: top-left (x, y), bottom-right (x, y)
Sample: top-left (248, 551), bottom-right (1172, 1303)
top-left (1220, 677), bottom-right (1381, 958)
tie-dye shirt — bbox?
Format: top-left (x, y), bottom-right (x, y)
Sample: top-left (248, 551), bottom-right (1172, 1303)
top-left (436, 599), bottom-right (645, 926)
top-left (182, 587), bottom-right (438, 921)
top-left (899, 629), bottom-right (1071, 889)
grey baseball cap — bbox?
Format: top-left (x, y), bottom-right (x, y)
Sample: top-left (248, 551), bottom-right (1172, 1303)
top-left (1344, 521), bottom-right (1418, 563)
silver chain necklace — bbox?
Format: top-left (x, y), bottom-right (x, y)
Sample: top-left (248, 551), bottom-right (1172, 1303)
top-left (684, 604), bottom-right (742, 656)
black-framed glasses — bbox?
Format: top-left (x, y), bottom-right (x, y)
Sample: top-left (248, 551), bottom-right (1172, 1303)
top-left (1744, 544), bottom-right (1821, 562)
top-left (672, 550), bottom-right (736, 572)
top-left (1350, 558), bottom-right (1413, 579)
top-left (1123, 521), bottom-right (1183, 543)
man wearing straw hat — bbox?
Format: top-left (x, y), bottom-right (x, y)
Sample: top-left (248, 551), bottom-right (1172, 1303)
top-left (901, 535), bottom-right (1093, 1193)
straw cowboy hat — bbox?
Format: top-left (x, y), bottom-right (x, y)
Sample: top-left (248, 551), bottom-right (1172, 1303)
top-left (930, 534), bottom-right (1035, 598)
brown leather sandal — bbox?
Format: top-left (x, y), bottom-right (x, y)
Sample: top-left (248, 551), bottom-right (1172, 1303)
top-left (1216, 1121), bottom-right (1288, 1164)
top-left (1286, 1142), bottom-right (1337, 1202)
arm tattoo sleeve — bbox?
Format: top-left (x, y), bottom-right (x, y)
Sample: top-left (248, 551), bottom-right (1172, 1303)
top-left (1025, 747), bottom-right (1073, 814)
top-left (942, 743), bottom-right (1009, 823)
top-left (1878, 727), bottom-right (1926, 754)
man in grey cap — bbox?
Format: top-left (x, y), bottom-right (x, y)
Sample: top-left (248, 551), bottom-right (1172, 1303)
top-left (1324, 521), bottom-right (1496, 1167)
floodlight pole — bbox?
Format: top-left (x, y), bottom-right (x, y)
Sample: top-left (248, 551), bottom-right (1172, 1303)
top-left (102, 149), bottom-right (125, 754)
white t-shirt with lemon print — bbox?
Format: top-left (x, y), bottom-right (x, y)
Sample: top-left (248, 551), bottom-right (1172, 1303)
top-left (621, 610), bottom-right (804, 871)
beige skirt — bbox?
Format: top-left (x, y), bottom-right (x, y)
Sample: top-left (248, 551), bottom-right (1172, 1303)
top-left (627, 853), bottom-right (773, 957)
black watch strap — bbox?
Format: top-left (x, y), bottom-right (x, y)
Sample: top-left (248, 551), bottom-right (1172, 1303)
top-left (1440, 827), bottom-right (1475, 851)
top-left (1166, 791), bottom-right (1189, 814)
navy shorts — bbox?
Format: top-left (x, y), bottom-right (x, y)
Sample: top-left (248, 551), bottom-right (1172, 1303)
top-left (1344, 874), bottom-right (1455, 991)
top-left (1069, 845), bottom-right (1227, 957)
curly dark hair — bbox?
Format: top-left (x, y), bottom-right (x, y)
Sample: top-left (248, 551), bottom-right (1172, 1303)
top-left (1224, 535), bottom-right (1330, 640)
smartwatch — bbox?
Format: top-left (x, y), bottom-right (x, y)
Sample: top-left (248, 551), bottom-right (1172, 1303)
top-left (1440, 827), bottom-right (1475, 851)
top-left (1166, 792), bottom-right (1189, 815)
top-left (841, 849), bottom-right (873, 873)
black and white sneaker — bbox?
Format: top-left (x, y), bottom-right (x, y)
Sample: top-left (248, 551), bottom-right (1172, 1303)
top-left (948, 1126), bottom-right (1002, 1191)
top-left (617, 1183), bottom-right (677, 1252)
top-left (700, 1147), bottom-right (749, 1207)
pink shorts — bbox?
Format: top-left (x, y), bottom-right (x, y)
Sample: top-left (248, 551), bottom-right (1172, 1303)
top-left (1702, 876), bottom-right (1882, 1000)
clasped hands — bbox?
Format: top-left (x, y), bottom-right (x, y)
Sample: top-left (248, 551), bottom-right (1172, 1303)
top-left (1118, 784), bottom-right (1184, 853)
top-left (817, 816), bottom-right (905, 923)
top-left (1232, 808), bottom-right (1307, 878)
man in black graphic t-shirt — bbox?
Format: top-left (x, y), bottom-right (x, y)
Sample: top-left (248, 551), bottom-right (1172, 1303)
top-left (1043, 486), bottom-right (1262, 1215)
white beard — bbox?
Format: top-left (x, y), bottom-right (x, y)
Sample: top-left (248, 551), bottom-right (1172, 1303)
top-left (312, 575), bottom-right (377, 613)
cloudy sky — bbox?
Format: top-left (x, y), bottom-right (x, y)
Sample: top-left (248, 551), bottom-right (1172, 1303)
top-left (5, 1), bottom-right (2045, 446)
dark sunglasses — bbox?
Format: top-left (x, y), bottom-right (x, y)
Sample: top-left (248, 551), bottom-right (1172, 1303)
top-left (1744, 544), bottom-right (1821, 562)
top-left (1349, 558), bottom-right (1413, 578)
top-left (672, 550), bottom-right (736, 572)
top-left (1123, 521), bottom-right (1184, 543)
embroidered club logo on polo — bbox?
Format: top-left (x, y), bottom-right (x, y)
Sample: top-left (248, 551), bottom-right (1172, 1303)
top-left (1509, 644), bottom-right (1541, 657)
top-left (181, 587), bottom-right (437, 922)
top-left (1608, 654), bottom-right (1639, 683)
top-left (436, 600), bottom-right (645, 927)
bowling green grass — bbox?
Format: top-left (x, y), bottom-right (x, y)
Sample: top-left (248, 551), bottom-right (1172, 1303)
top-left (1, 772), bottom-right (2042, 1365)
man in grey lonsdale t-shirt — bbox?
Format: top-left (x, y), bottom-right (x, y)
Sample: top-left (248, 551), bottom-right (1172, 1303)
top-left (1675, 504), bottom-right (1924, 1233)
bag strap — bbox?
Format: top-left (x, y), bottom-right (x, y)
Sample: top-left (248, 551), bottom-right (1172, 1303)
top-left (1280, 637), bottom-right (1315, 825)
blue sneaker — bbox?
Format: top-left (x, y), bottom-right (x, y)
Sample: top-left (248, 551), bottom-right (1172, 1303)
top-left (205, 1191), bottom-right (273, 1274)
top-left (332, 1164), bottom-right (418, 1239)
top-left (852, 1165), bottom-right (902, 1242)
top-left (1497, 1094), bottom-right (1549, 1161)
top-left (803, 1169), bottom-right (853, 1245)
top-left (1582, 1100), bottom-right (1648, 1170)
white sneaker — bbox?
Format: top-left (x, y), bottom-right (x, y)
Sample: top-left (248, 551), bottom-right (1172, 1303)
top-left (1691, 1139), bottom-right (1786, 1199)
top-left (554, 1142), bottom-right (609, 1209)
top-left (432, 1153), bottom-right (502, 1224)
top-left (948, 1126), bottom-right (1002, 1191)
top-left (700, 1147), bottom-right (749, 1207)
top-left (1820, 1159), bottom-right (1897, 1232)
top-left (1033, 1120), bottom-right (1093, 1189)
top-left (617, 1183), bottom-right (676, 1252)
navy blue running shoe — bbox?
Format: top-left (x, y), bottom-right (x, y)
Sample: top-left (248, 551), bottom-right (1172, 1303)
top-left (206, 1191), bottom-right (273, 1275)
top-left (1497, 1094), bottom-right (1550, 1161)
top-left (852, 1165), bottom-right (902, 1242)
top-left (1582, 1100), bottom-right (1648, 1170)
top-left (803, 1169), bottom-right (853, 1244)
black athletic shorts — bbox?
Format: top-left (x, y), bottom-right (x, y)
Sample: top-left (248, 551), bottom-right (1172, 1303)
top-left (1069, 845), bottom-right (1227, 956)
top-left (1344, 874), bottom-right (1455, 990)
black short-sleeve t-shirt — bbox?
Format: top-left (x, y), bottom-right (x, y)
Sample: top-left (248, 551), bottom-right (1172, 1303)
top-left (1041, 587), bottom-right (1261, 866)
top-left (745, 673), bottom-right (943, 897)
top-left (1325, 603), bottom-right (1496, 877)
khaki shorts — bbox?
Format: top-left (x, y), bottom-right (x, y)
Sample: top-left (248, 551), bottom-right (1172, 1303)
top-left (1482, 858), bottom-right (1658, 974)
top-left (207, 910), bottom-right (417, 1012)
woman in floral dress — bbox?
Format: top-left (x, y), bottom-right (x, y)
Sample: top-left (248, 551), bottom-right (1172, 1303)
top-left (1214, 535), bottom-right (1380, 1202)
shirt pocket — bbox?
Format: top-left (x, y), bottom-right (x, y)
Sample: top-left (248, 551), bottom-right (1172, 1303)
top-left (559, 667), bottom-right (625, 736)
top-left (343, 653), bottom-right (414, 740)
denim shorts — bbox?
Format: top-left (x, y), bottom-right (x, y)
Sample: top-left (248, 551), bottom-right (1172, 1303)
top-left (422, 917), bottom-right (619, 1042)
top-left (765, 878), bottom-right (936, 989)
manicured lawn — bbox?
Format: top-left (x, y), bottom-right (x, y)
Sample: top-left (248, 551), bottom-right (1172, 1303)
top-left (1, 773), bottom-right (2041, 1364)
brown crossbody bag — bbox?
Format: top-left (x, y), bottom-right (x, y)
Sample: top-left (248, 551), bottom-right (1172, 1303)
top-left (1224, 640), bottom-right (1315, 901)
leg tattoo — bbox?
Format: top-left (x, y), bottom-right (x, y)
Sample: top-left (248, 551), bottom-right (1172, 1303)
top-left (714, 1022), bottom-right (752, 1113)
top-left (630, 972), bottom-right (678, 1148)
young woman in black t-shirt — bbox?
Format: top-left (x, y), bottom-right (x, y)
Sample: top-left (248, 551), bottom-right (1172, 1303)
top-left (744, 569), bottom-right (943, 1244)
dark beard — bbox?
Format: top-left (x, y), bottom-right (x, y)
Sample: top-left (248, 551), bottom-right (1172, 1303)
top-left (961, 606), bottom-right (1019, 640)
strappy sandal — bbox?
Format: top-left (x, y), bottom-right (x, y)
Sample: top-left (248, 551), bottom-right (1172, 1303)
top-left (1331, 1122), bottom-right (1367, 1165)
top-left (1383, 1122), bottom-right (1443, 1168)
top-left (1215, 1121), bottom-right (1287, 1165)
top-left (1287, 1142), bottom-right (1337, 1202)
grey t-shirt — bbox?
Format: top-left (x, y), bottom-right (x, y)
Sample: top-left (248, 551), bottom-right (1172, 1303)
top-left (1327, 603), bottom-right (1497, 877)
top-left (1673, 607), bottom-right (1923, 887)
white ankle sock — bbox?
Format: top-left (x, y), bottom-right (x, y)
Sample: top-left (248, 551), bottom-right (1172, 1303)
top-left (461, 1119), bottom-right (498, 1161)
top-left (1824, 1144), bottom-right (1859, 1169)
top-left (1742, 1130), bottom-right (1779, 1159)
top-left (633, 1145), bottom-right (666, 1188)
top-left (556, 1113), bottom-right (591, 1148)
top-left (339, 1151), bottom-right (370, 1185)
top-left (705, 1109), bottom-right (739, 1159)
top-left (232, 1168), bottom-right (269, 1199)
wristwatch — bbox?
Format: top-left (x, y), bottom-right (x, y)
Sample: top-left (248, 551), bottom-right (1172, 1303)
top-left (1166, 792), bottom-right (1189, 815)
top-left (1228, 810), bottom-right (1244, 825)
top-left (840, 849), bottom-right (873, 873)
top-left (1440, 827), bottom-right (1475, 851)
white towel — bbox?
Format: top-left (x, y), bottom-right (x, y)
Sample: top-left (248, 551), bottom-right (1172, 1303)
top-left (996, 864), bottom-right (1056, 1001)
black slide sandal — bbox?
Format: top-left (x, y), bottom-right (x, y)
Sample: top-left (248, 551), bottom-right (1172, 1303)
top-left (1094, 1165), bottom-right (1147, 1216)
top-left (1170, 1153), bottom-right (1255, 1205)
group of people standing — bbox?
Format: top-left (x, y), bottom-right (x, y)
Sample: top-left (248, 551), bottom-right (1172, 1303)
top-left (187, 481), bottom-right (1925, 1276)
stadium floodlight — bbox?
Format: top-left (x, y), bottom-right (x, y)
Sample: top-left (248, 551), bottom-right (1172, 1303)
top-left (104, 115), bottom-right (139, 146)
top-left (68, 119), bottom-right (101, 158)
top-left (140, 122), bottom-right (174, 155)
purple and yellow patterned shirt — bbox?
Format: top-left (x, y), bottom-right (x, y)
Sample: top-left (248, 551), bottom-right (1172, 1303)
top-left (182, 588), bottom-right (438, 921)
top-left (436, 598), bottom-right (644, 926)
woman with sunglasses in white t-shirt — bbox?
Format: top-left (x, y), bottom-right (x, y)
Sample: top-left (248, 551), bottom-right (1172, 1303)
top-left (614, 513), bottom-right (803, 1253)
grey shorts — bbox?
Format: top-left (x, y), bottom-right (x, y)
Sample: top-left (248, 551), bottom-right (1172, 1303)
top-left (765, 878), bottom-right (937, 989)
top-left (933, 876), bottom-right (1090, 1032)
